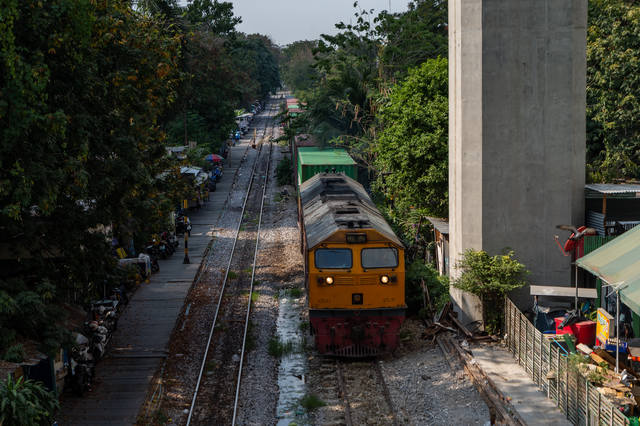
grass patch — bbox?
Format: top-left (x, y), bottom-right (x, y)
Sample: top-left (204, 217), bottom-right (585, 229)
top-left (299, 394), bottom-right (326, 412)
top-left (299, 321), bottom-right (310, 333)
top-left (268, 336), bottom-right (295, 357)
top-left (245, 321), bottom-right (256, 351)
top-left (251, 291), bottom-right (259, 303)
top-left (153, 410), bottom-right (170, 424)
top-left (287, 287), bottom-right (303, 298)
top-left (244, 267), bottom-right (253, 274)
top-left (205, 360), bottom-right (218, 372)
top-left (228, 271), bottom-right (238, 279)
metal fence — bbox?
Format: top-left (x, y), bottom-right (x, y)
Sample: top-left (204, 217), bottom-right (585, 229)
top-left (504, 298), bottom-right (630, 426)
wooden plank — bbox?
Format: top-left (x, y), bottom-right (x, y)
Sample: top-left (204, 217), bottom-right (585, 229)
top-left (576, 343), bottom-right (593, 355)
top-left (448, 312), bottom-right (473, 338)
top-left (530, 285), bottom-right (597, 298)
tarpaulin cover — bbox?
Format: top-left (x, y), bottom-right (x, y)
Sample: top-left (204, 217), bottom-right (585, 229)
top-left (577, 224), bottom-right (640, 314)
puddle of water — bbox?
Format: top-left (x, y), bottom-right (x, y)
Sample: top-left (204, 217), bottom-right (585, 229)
top-left (276, 293), bottom-right (308, 426)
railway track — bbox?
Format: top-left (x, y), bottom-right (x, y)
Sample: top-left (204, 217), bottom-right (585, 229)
top-left (185, 104), bottom-right (276, 425)
top-left (316, 357), bottom-right (399, 426)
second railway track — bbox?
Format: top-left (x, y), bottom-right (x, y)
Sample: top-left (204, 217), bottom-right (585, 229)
top-left (186, 104), bottom-right (276, 425)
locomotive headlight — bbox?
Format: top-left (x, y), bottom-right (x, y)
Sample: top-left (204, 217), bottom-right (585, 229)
top-left (325, 276), bottom-right (334, 285)
top-left (380, 275), bottom-right (390, 284)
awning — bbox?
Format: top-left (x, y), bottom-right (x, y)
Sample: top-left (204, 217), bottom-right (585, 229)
top-left (576, 224), bottom-right (640, 314)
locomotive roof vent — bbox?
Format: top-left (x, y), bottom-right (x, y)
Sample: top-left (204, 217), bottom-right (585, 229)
top-left (336, 208), bottom-right (359, 215)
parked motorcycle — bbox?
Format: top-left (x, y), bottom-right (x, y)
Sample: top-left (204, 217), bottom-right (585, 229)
top-left (175, 213), bottom-right (192, 236)
top-left (142, 244), bottom-right (161, 272)
top-left (67, 334), bottom-right (94, 397)
top-left (162, 231), bottom-right (179, 251)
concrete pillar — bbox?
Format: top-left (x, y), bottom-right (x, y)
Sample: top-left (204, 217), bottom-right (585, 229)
top-left (449, 0), bottom-right (587, 314)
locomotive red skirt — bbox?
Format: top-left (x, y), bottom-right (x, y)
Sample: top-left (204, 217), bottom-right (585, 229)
top-left (310, 308), bottom-right (405, 357)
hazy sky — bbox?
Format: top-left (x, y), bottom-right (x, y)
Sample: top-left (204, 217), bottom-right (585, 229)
top-left (178, 1), bottom-right (410, 46)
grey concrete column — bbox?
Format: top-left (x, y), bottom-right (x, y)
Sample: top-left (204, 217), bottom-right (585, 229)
top-left (448, 0), bottom-right (586, 314)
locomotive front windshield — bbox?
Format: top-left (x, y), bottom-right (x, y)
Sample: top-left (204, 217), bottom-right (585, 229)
top-left (315, 248), bottom-right (352, 269)
top-left (361, 247), bottom-right (398, 269)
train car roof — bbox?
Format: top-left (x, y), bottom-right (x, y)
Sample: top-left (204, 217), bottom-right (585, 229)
top-left (300, 173), bottom-right (404, 249)
top-left (297, 147), bottom-right (356, 166)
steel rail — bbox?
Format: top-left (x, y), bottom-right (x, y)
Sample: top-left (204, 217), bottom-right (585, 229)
top-left (336, 360), bottom-right (354, 426)
top-left (374, 361), bottom-right (400, 426)
top-left (231, 122), bottom-right (274, 425)
top-left (185, 105), bottom-right (274, 426)
top-left (336, 359), bottom-right (399, 426)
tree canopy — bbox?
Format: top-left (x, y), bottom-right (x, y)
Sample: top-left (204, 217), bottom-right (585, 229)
top-left (587, 0), bottom-right (640, 182)
top-left (373, 58), bottom-right (448, 229)
top-left (0, 0), bottom-right (280, 364)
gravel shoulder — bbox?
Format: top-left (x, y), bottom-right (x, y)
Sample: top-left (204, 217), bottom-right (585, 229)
top-left (380, 320), bottom-right (490, 425)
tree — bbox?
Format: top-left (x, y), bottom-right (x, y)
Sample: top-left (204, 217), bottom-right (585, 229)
top-left (0, 0), bottom-right (182, 359)
top-left (281, 40), bottom-right (319, 94)
top-left (185, 0), bottom-right (241, 36)
top-left (587, 0), bottom-right (640, 181)
top-left (453, 250), bottom-right (528, 333)
top-left (376, 0), bottom-right (448, 80)
top-left (373, 58), bottom-right (448, 232)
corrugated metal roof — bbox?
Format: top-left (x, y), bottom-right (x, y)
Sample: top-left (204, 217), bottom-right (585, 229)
top-left (300, 173), bottom-right (404, 250)
top-left (577, 224), bottom-right (640, 315)
top-left (298, 147), bottom-right (356, 166)
top-left (585, 183), bottom-right (640, 194)
top-left (426, 217), bottom-right (449, 235)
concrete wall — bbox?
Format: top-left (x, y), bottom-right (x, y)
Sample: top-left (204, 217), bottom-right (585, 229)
top-left (449, 0), bottom-right (586, 311)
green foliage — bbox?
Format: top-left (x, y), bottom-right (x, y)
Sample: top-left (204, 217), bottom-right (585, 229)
top-left (376, 0), bottom-right (448, 79)
top-left (299, 394), bottom-right (326, 412)
top-left (587, 0), bottom-right (640, 181)
top-left (373, 58), bottom-right (448, 226)
top-left (276, 157), bottom-right (293, 186)
top-left (0, 374), bottom-right (59, 426)
top-left (454, 250), bottom-right (528, 333)
top-left (405, 261), bottom-right (449, 315)
top-left (286, 287), bottom-right (303, 298)
top-left (268, 336), bottom-right (295, 357)
top-left (2, 345), bottom-right (24, 363)
top-left (568, 353), bottom-right (589, 373)
top-left (280, 40), bottom-right (319, 92)
top-left (454, 250), bottom-right (528, 297)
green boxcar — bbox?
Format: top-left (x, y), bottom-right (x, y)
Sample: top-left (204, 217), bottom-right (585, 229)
top-left (297, 147), bottom-right (357, 186)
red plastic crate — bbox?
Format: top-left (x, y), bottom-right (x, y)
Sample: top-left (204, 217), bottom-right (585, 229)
top-left (554, 317), bottom-right (596, 346)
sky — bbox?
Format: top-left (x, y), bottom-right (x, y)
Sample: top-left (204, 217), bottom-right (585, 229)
top-left (178, 1), bottom-right (410, 46)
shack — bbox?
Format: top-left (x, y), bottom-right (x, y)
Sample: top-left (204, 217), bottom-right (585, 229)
top-left (426, 217), bottom-right (449, 276)
top-left (585, 183), bottom-right (640, 236)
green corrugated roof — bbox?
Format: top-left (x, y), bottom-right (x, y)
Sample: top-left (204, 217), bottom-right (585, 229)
top-left (577, 224), bottom-right (640, 314)
top-left (298, 147), bottom-right (356, 165)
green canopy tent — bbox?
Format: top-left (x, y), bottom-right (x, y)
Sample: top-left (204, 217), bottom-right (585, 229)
top-left (576, 224), bottom-right (640, 371)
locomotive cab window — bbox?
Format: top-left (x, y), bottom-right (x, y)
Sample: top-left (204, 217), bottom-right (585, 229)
top-left (315, 248), bottom-right (352, 269)
top-left (361, 247), bottom-right (398, 269)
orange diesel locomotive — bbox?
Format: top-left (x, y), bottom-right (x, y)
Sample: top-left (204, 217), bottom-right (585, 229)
top-left (299, 173), bottom-right (405, 357)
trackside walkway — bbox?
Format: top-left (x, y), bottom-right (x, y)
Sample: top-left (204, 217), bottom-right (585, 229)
top-left (59, 141), bottom-right (248, 425)
top-left (472, 344), bottom-right (572, 426)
